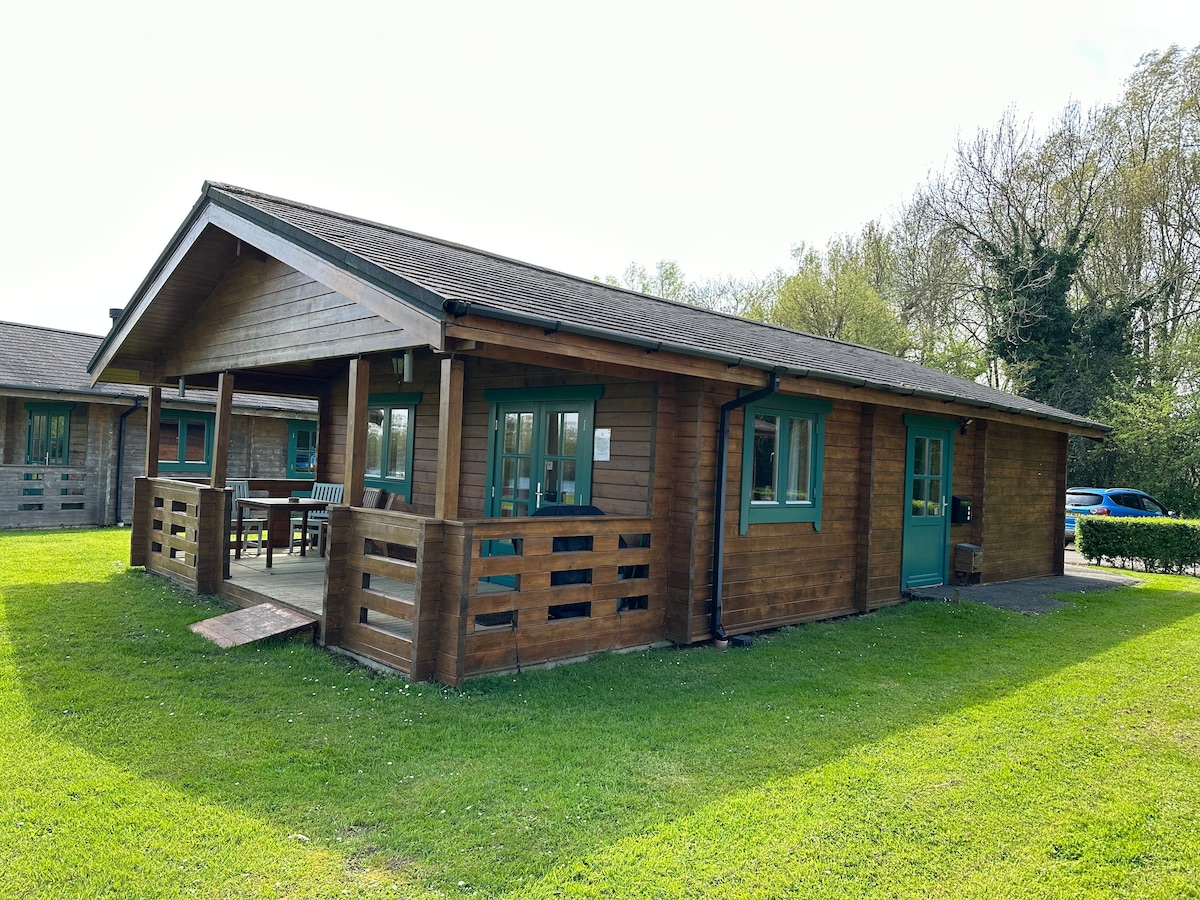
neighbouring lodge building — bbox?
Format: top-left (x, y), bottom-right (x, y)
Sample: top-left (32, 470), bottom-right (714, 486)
top-left (87, 182), bottom-right (1109, 685)
top-left (1, 320), bottom-right (316, 528)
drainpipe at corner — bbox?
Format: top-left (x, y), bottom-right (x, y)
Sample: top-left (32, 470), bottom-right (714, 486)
top-left (711, 374), bottom-right (780, 641)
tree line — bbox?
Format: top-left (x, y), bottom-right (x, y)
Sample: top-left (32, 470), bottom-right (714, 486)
top-left (603, 45), bottom-right (1200, 515)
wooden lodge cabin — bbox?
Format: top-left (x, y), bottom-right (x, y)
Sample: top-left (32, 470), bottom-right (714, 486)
top-left (89, 183), bottom-right (1109, 685)
top-left (0, 320), bottom-right (316, 529)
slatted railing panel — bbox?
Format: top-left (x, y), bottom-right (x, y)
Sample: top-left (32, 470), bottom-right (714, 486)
top-left (0, 465), bottom-right (97, 528)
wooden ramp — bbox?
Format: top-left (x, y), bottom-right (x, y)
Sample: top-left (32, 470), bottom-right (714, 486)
top-left (190, 602), bottom-right (318, 648)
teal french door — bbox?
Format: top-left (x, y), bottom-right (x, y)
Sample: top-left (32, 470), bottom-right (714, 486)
top-left (483, 397), bottom-right (596, 587)
top-left (901, 416), bottom-right (955, 590)
top-left (487, 400), bottom-right (595, 519)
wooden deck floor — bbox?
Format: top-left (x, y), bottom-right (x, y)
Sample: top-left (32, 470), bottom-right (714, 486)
top-left (223, 549), bottom-right (416, 638)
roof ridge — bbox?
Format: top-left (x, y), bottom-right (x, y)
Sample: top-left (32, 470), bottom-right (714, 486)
top-left (204, 183), bottom-right (902, 360)
top-left (0, 320), bottom-right (104, 340)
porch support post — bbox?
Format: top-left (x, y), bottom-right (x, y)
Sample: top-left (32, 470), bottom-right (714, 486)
top-left (210, 372), bottom-right (235, 580)
top-left (209, 372), bottom-right (234, 489)
top-left (435, 356), bottom-right (465, 519)
top-left (145, 386), bottom-right (161, 478)
top-left (344, 358), bottom-right (369, 507)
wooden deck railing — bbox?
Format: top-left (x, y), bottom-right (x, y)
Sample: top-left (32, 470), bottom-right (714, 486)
top-left (321, 510), bottom-right (665, 684)
top-left (323, 507), bottom-right (444, 680)
top-left (131, 477), bottom-right (226, 594)
top-left (438, 515), bottom-right (664, 684)
top-left (0, 464), bottom-right (97, 528)
top-left (134, 488), bottom-right (667, 685)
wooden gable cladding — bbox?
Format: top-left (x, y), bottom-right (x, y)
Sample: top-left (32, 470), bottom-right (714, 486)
top-left (166, 256), bottom-right (416, 377)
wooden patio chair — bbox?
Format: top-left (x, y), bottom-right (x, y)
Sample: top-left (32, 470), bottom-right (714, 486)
top-left (228, 480), bottom-right (267, 557)
top-left (289, 482), bottom-right (344, 555)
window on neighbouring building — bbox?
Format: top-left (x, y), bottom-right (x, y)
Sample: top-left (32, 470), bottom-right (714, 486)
top-left (364, 393), bottom-right (421, 501)
top-left (159, 411), bottom-right (214, 472)
top-left (739, 395), bottom-right (831, 533)
top-left (25, 403), bottom-right (71, 466)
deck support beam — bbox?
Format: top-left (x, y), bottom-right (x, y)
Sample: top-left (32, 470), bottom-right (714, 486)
top-left (145, 386), bottom-right (161, 478)
top-left (344, 358), bottom-right (369, 509)
top-left (209, 372), bottom-right (234, 489)
top-left (435, 356), bottom-right (465, 519)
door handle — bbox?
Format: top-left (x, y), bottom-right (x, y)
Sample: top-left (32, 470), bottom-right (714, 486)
top-left (535, 481), bottom-right (543, 508)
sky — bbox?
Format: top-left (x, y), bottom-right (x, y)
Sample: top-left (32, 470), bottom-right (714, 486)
top-left (1, 1), bottom-right (1199, 338)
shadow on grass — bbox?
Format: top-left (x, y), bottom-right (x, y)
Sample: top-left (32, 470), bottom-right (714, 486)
top-left (3, 547), bottom-right (1198, 895)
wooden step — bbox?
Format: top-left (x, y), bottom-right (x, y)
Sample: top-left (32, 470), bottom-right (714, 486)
top-left (189, 602), bottom-right (318, 648)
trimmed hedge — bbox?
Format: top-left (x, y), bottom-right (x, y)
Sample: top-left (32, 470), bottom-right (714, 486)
top-left (1076, 515), bottom-right (1200, 573)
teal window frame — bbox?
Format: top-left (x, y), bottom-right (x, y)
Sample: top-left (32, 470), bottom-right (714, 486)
top-left (364, 392), bottom-right (422, 502)
top-left (739, 395), bottom-right (831, 534)
top-left (25, 402), bottom-right (72, 466)
top-left (158, 410), bottom-right (215, 473)
top-left (286, 420), bottom-right (318, 480)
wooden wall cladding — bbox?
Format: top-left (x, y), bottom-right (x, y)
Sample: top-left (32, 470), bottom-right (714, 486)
top-left (980, 421), bottom-right (1061, 582)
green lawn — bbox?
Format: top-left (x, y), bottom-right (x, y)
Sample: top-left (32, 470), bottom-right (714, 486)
top-left (1, 528), bottom-right (1197, 899)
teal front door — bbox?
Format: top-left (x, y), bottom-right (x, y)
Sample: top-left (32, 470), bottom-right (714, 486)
top-left (483, 399), bottom-right (596, 586)
top-left (901, 417), bottom-right (955, 590)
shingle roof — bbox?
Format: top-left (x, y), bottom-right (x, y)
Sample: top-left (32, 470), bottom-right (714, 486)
top-left (1, 320), bottom-right (316, 415)
top-left (147, 183), bottom-right (1108, 431)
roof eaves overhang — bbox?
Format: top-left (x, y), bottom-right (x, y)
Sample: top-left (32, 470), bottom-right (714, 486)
top-left (444, 300), bottom-right (1111, 437)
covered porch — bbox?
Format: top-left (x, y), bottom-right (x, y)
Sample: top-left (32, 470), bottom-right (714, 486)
top-left (131, 470), bottom-right (661, 684)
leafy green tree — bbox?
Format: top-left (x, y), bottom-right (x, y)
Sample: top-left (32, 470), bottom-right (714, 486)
top-left (755, 239), bottom-right (909, 355)
top-left (1071, 385), bottom-right (1200, 516)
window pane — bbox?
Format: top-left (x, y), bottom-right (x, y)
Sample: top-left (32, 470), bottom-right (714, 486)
top-left (911, 478), bottom-right (926, 516)
top-left (913, 437), bottom-right (927, 476)
top-left (502, 458), bottom-right (517, 494)
top-left (366, 408), bottom-right (384, 477)
top-left (516, 458), bottom-right (531, 501)
top-left (562, 413), bottom-right (578, 457)
top-left (48, 413), bottom-right (68, 465)
top-left (184, 422), bottom-right (207, 464)
top-left (929, 438), bottom-right (943, 477)
top-left (159, 420), bottom-right (180, 464)
top-left (786, 417), bottom-right (811, 502)
top-left (28, 411), bottom-right (48, 463)
top-left (517, 413), bottom-right (533, 454)
top-left (928, 479), bottom-right (942, 515)
top-left (752, 414), bottom-right (778, 502)
top-left (561, 459), bottom-right (577, 504)
top-left (386, 409), bottom-right (409, 479)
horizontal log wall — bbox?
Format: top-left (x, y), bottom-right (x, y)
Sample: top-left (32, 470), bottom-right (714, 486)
top-left (453, 357), bottom-right (658, 520)
top-left (980, 422), bottom-right (1062, 582)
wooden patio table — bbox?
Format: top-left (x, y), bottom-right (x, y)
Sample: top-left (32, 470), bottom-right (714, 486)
top-left (235, 497), bottom-right (330, 569)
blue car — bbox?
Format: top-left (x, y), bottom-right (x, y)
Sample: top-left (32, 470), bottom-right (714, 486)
top-left (1065, 487), bottom-right (1173, 544)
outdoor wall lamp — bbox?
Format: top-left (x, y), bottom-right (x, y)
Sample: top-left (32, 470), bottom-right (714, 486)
top-left (392, 349), bottom-right (414, 383)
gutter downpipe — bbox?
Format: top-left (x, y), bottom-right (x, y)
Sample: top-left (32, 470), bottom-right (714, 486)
top-left (114, 398), bottom-right (142, 526)
top-left (711, 373), bottom-right (780, 641)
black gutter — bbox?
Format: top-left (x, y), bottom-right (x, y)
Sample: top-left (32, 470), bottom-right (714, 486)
top-left (114, 398), bottom-right (142, 525)
top-left (710, 374), bottom-right (781, 641)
